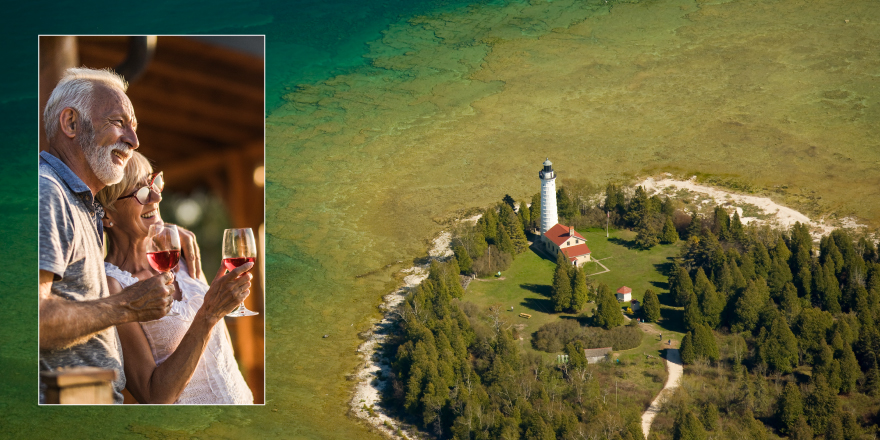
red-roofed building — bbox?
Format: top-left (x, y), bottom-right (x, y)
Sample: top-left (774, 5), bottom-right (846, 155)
top-left (616, 286), bottom-right (632, 302)
top-left (540, 224), bottom-right (591, 267)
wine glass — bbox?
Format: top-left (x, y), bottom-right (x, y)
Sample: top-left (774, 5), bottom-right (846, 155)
top-left (222, 228), bottom-right (259, 317)
top-left (146, 224), bottom-right (180, 317)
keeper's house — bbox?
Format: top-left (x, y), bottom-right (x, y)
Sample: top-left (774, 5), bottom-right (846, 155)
top-left (541, 224), bottom-right (592, 267)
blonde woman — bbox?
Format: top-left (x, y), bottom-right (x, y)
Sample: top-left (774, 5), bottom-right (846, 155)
top-left (96, 152), bottom-right (254, 404)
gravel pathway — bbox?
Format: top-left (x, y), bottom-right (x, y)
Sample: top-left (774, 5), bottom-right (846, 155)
top-left (641, 347), bottom-right (683, 438)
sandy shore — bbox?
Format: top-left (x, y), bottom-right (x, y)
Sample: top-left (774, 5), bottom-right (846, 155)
top-left (350, 232), bottom-right (454, 439)
top-left (639, 175), bottom-right (865, 241)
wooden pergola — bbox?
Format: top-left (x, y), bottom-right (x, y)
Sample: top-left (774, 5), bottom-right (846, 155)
top-left (39, 35), bottom-right (265, 404)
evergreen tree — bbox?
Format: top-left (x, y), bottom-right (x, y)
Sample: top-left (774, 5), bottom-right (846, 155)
top-left (683, 291), bottom-right (703, 332)
top-left (518, 199), bottom-right (531, 231)
top-left (552, 253), bottom-right (573, 313)
top-left (480, 207), bottom-right (498, 243)
top-left (756, 314), bottom-right (799, 373)
top-left (643, 288), bottom-right (661, 323)
top-left (739, 251), bottom-right (757, 281)
top-left (570, 266), bottom-right (588, 312)
top-left (694, 268), bottom-right (723, 329)
top-left (730, 260), bottom-right (748, 291)
top-left (471, 228), bottom-right (488, 261)
top-left (672, 409), bottom-right (707, 440)
top-left (804, 374), bottom-right (839, 433)
top-left (594, 283), bottom-right (623, 329)
top-left (625, 186), bottom-right (649, 227)
top-left (838, 343), bottom-right (860, 394)
top-left (661, 216), bottom-right (679, 244)
top-left (530, 193), bottom-right (541, 230)
top-left (780, 282), bottom-right (802, 321)
top-left (453, 245), bottom-right (473, 274)
top-left (507, 219), bottom-right (530, 255)
top-left (864, 354), bottom-right (880, 397)
top-left (635, 222), bottom-right (660, 249)
top-left (840, 411), bottom-right (861, 440)
top-left (730, 210), bottom-right (746, 243)
top-left (557, 186), bottom-right (577, 220)
top-left (790, 416), bottom-right (813, 440)
top-left (699, 403), bottom-right (719, 432)
top-left (680, 331), bottom-right (696, 365)
top-left (712, 205), bottom-right (731, 241)
top-left (794, 307), bottom-right (833, 363)
top-left (694, 324), bottom-right (719, 361)
top-left (686, 211), bottom-right (702, 240)
top-left (793, 247), bottom-right (813, 298)
top-left (777, 381), bottom-right (803, 435)
top-left (565, 341), bottom-right (587, 370)
top-left (732, 280), bottom-right (764, 333)
top-left (824, 417), bottom-right (843, 440)
top-left (767, 258), bottom-right (794, 298)
top-left (753, 242), bottom-right (772, 278)
top-left (496, 224), bottom-right (515, 258)
top-left (670, 265), bottom-right (695, 307)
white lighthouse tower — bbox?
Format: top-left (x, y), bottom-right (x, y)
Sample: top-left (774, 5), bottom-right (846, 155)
top-left (538, 158), bottom-right (558, 234)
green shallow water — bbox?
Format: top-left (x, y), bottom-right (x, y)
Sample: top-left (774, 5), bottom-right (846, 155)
top-left (2, 0), bottom-right (880, 438)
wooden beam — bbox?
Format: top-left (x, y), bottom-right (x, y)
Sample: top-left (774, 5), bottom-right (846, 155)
top-left (161, 141), bottom-right (264, 188)
top-left (78, 37), bottom-right (263, 102)
top-left (132, 104), bottom-right (261, 145)
top-left (39, 36), bottom-right (78, 151)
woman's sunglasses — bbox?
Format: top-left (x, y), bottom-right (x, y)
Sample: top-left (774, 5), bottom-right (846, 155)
top-left (117, 172), bottom-right (164, 205)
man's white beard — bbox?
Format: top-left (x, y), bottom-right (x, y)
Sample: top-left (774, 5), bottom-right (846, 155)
top-left (79, 122), bottom-right (130, 185)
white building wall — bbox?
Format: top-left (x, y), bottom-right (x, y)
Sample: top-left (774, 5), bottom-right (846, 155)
top-left (540, 176), bottom-right (557, 234)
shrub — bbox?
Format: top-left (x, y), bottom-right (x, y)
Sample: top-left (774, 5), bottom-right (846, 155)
top-left (532, 320), bottom-right (643, 352)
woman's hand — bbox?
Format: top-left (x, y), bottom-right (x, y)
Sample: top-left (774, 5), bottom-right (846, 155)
top-left (198, 262), bottom-right (254, 324)
top-left (176, 226), bottom-right (205, 283)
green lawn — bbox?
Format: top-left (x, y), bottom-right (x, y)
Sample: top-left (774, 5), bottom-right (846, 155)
top-left (462, 227), bottom-right (686, 358)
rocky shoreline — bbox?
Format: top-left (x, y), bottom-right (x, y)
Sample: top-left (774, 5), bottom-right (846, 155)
top-left (349, 232), bottom-right (454, 439)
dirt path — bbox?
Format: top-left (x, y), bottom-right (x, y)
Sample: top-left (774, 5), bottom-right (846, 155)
top-left (641, 347), bottom-right (683, 439)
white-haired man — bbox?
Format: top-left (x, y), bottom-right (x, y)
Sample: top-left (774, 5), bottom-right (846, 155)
top-left (39, 68), bottom-right (173, 404)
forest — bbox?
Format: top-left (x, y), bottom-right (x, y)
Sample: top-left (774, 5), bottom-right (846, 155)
top-left (378, 182), bottom-right (880, 439)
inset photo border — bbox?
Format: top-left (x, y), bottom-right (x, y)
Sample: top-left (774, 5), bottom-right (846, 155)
top-left (38, 35), bottom-right (265, 405)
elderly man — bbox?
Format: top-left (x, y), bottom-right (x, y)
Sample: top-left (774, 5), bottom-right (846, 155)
top-left (39, 68), bottom-right (173, 404)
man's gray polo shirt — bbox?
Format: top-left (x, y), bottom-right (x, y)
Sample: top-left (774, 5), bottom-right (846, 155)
top-left (39, 151), bottom-right (125, 404)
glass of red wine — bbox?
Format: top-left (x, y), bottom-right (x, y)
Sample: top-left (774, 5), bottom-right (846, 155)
top-left (147, 224), bottom-right (180, 317)
top-left (222, 228), bottom-right (259, 317)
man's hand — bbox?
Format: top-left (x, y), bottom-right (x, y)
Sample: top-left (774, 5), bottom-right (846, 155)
top-left (176, 226), bottom-right (204, 283)
top-left (116, 271), bottom-right (175, 322)
top-left (198, 262), bottom-right (254, 324)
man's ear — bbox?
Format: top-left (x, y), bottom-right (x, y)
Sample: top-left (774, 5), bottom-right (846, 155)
top-left (58, 108), bottom-right (79, 139)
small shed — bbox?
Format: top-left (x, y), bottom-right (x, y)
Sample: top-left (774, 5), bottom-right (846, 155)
top-left (616, 286), bottom-right (632, 302)
top-left (584, 347), bottom-right (613, 363)
top-left (631, 299), bottom-right (641, 311)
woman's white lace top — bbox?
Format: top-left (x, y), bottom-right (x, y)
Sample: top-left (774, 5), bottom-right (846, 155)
top-left (105, 262), bottom-right (254, 404)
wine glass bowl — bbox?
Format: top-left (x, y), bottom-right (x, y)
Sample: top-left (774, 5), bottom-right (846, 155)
top-left (222, 228), bottom-right (259, 317)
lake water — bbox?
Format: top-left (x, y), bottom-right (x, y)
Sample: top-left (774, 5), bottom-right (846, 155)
top-left (2, 0), bottom-right (878, 438)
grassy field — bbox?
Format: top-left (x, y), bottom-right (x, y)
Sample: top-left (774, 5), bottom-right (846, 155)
top-left (462, 227), bottom-right (688, 358)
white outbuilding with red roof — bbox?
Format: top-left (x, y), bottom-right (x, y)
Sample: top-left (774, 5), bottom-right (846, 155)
top-left (616, 286), bottom-right (632, 302)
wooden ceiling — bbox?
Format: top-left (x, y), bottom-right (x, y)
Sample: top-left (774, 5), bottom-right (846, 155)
top-left (74, 36), bottom-right (265, 191)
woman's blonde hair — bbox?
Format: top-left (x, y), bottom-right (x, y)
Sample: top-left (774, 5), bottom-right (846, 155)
top-left (96, 151), bottom-right (153, 212)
